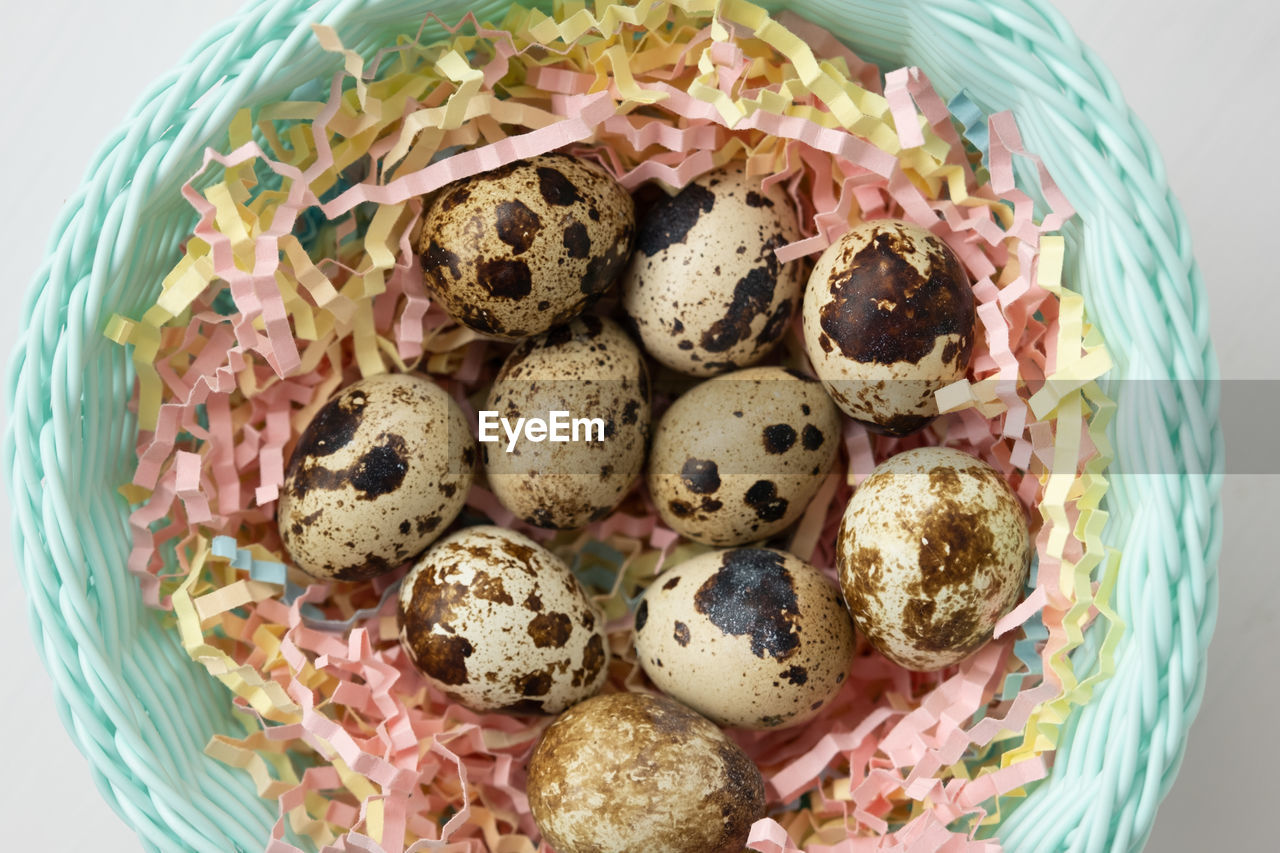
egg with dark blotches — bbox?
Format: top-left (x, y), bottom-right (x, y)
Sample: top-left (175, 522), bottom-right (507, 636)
top-left (483, 315), bottom-right (651, 529)
top-left (417, 153), bottom-right (635, 340)
top-left (527, 692), bottom-right (765, 853)
top-left (836, 447), bottom-right (1032, 671)
top-left (278, 373), bottom-right (474, 581)
top-left (802, 218), bottom-right (976, 435)
top-left (622, 164), bottom-right (803, 376)
top-left (647, 366), bottom-right (841, 546)
top-left (397, 526), bottom-right (609, 714)
top-left (635, 547), bottom-right (855, 729)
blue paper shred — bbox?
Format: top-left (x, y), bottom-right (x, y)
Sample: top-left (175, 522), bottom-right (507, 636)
top-left (947, 90), bottom-right (990, 161)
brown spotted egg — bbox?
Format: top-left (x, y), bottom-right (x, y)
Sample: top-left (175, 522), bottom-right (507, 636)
top-left (647, 366), bottom-right (841, 545)
top-left (622, 164), bottom-right (803, 376)
top-left (398, 525), bottom-right (609, 714)
top-left (527, 692), bottom-right (765, 853)
top-left (635, 548), bottom-right (855, 729)
top-left (802, 219), bottom-right (976, 435)
top-left (483, 315), bottom-right (650, 529)
top-left (278, 373), bottom-right (474, 581)
top-left (418, 153), bottom-right (635, 340)
top-left (836, 447), bottom-right (1032, 671)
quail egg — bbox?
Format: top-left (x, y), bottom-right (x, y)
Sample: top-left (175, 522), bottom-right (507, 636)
top-left (398, 525), bottom-right (609, 713)
top-left (836, 447), bottom-right (1032, 671)
top-left (278, 373), bottom-right (474, 581)
top-left (418, 153), bottom-right (635, 340)
top-left (802, 219), bottom-right (975, 435)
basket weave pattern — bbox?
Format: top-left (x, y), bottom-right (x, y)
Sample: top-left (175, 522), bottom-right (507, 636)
top-left (5, 1), bottom-right (1220, 851)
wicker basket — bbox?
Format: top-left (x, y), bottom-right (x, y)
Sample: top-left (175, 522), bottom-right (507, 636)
top-left (4, 0), bottom-right (1221, 850)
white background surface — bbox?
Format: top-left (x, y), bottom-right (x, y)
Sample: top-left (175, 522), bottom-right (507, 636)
top-left (1, 0), bottom-right (1275, 849)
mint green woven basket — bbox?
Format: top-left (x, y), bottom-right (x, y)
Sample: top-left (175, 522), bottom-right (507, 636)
top-left (5, 0), bottom-right (1222, 850)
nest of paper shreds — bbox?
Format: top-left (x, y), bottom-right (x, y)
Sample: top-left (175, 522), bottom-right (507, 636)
top-left (105, 1), bottom-right (1120, 850)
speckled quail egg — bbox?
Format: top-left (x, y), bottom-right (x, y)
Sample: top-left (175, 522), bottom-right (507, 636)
top-left (622, 164), bottom-right (803, 376)
top-left (527, 691), bottom-right (765, 853)
top-left (418, 153), bottom-right (635, 340)
top-left (635, 547), bottom-right (855, 729)
top-left (398, 525), bottom-right (608, 713)
top-left (482, 315), bottom-right (651, 529)
top-left (647, 366), bottom-right (841, 545)
top-left (802, 219), bottom-right (976, 435)
top-left (278, 373), bottom-right (475, 581)
top-left (836, 447), bottom-right (1032, 671)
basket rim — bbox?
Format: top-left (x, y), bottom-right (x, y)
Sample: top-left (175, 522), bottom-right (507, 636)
top-left (5, 0), bottom-right (1222, 851)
